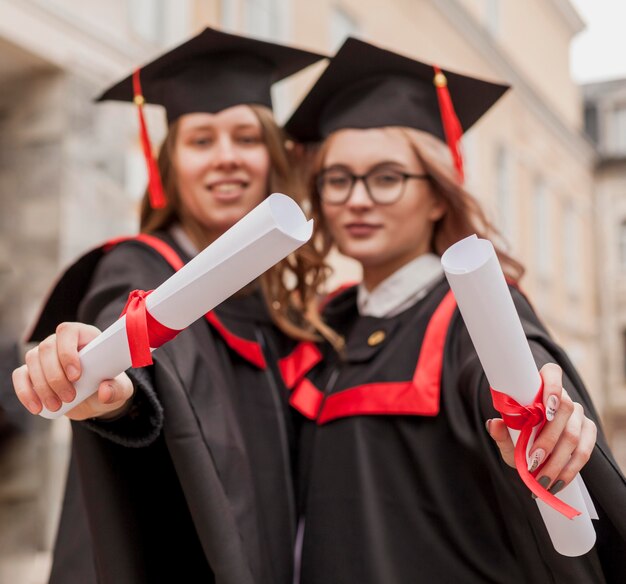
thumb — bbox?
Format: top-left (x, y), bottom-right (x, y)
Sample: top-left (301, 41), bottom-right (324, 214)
top-left (487, 418), bottom-right (515, 468)
top-left (97, 373), bottom-right (134, 407)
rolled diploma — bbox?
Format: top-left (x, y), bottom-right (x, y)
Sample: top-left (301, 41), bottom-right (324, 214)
top-left (40, 193), bottom-right (313, 420)
top-left (441, 235), bottom-right (596, 557)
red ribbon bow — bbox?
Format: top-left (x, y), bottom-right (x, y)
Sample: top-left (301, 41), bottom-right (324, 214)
top-left (490, 385), bottom-right (581, 520)
top-left (120, 290), bottom-right (182, 368)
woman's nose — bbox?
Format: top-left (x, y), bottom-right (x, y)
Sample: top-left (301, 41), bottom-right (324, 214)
top-left (346, 177), bottom-right (373, 208)
top-left (213, 136), bottom-right (240, 167)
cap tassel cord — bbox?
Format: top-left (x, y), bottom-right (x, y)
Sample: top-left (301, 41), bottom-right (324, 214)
top-left (433, 66), bottom-right (464, 183)
top-left (132, 69), bottom-right (167, 209)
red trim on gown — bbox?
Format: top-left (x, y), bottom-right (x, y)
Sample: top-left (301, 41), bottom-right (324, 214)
top-left (105, 235), bottom-right (267, 369)
top-left (289, 289), bottom-right (458, 424)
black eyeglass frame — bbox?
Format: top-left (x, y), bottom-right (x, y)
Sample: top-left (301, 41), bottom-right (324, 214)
top-left (316, 168), bottom-right (430, 205)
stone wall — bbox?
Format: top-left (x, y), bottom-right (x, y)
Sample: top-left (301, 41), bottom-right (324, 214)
top-left (0, 67), bottom-right (140, 583)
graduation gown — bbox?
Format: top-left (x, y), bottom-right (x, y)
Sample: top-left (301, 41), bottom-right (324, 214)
top-left (293, 278), bottom-right (626, 584)
top-left (31, 233), bottom-right (298, 584)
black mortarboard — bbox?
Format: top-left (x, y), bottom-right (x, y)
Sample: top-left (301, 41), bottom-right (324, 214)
top-left (96, 27), bottom-right (326, 208)
top-left (97, 26), bottom-right (326, 122)
top-left (284, 37), bottom-right (509, 180)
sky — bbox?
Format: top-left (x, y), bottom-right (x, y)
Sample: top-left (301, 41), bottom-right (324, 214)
top-left (570, 0), bottom-right (626, 83)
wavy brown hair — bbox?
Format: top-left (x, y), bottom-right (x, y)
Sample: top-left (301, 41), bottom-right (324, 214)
top-left (139, 104), bottom-right (330, 342)
top-left (308, 127), bottom-right (525, 282)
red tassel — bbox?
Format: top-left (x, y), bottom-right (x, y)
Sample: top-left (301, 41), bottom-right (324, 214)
top-left (433, 66), bottom-right (464, 183)
top-left (132, 69), bottom-right (167, 209)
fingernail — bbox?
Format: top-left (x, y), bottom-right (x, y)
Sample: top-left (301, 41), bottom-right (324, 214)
top-left (485, 419), bottom-right (492, 433)
top-left (65, 365), bottom-right (79, 381)
top-left (105, 383), bottom-right (115, 404)
top-left (61, 389), bottom-right (76, 403)
top-left (66, 365), bottom-right (79, 381)
top-left (28, 401), bottom-right (41, 414)
top-left (45, 397), bottom-right (61, 411)
top-left (548, 480), bottom-right (565, 496)
top-left (546, 395), bottom-right (559, 421)
top-left (528, 448), bottom-right (546, 472)
top-left (532, 476), bottom-right (551, 499)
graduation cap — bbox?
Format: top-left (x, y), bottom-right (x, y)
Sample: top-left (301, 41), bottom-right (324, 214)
top-left (97, 27), bottom-right (326, 208)
top-left (284, 37), bottom-right (509, 182)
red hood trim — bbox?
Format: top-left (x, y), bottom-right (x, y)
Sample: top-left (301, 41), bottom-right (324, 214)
top-left (204, 310), bottom-right (267, 369)
top-left (107, 235), bottom-right (266, 369)
top-left (290, 290), bottom-right (458, 424)
top-left (278, 341), bottom-right (322, 389)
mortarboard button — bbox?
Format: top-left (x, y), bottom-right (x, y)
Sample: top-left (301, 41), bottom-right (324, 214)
top-left (367, 330), bottom-right (386, 347)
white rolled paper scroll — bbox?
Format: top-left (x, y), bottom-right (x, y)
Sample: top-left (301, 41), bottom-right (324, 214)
top-left (40, 193), bottom-right (313, 419)
top-left (441, 235), bottom-right (596, 557)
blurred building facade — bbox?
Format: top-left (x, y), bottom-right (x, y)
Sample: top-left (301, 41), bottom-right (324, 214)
top-left (0, 0), bottom-right (617, 581)
top-left (583, 78), bottom-right (626, 468)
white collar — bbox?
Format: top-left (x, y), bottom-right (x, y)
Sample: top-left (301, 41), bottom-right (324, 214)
top-left (357, 253), bottom-right (443, 317)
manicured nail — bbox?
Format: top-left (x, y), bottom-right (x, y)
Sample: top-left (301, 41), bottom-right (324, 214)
top-left (548, 480), bottom-right (565, 495)
top-left (485, 419), bottom-right (492, 433)
top-left (28, 401), bottom-right (41, 414)
top-left (66, 365), bottom-right (79, 381)
top-left (528, 448), bottom-right (546, 472)
top-left (546, 395), bottom-right (559, 421)
top-left (532, 475), bottom-right (551, 499)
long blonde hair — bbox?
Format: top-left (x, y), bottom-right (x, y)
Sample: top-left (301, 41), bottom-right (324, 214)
top-left (308, 127), bottom-right (525, 282)
top-left (139, 104), bottom-right (330, 342)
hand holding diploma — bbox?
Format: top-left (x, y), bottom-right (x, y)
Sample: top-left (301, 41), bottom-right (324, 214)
top-left (441, 235), bottom-right (598, 557)
top-left (15, 323), bottom-right (134, 420)
top-left (486, 363), bottom-right (597, 495)
top-left (12, 193), bottom-right (313, 420)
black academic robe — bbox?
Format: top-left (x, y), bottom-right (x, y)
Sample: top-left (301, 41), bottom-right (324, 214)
top-left (295, 278), bottom-right (626, 584)
top-left (31, 233), bottom-right (298, 584)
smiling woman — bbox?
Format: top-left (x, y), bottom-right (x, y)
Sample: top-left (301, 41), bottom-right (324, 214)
top-left (12, 27), bottom-right (327, 584)
top-left (144, 106), bottom-right (273, 246)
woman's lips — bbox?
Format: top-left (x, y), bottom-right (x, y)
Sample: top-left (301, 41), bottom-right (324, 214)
top-left (206, 180), bottom-right (248, 201)
top-left (344, 222), bottom-right (382, 237)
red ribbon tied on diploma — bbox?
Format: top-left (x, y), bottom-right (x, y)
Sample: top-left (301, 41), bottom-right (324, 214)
top-left (120, 290), bottom-right (182, 368)
top-left (490, 385), bottom-right (581, 520)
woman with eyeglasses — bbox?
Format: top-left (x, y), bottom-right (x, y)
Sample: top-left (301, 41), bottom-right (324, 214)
top-left (284, 38), bottom-right (626, 583)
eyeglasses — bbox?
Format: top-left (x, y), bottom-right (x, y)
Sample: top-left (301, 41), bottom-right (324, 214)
top-left (316, 167), bottom-right (429, 205)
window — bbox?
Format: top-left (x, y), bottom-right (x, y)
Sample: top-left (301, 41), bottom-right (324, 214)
top-left (129, 0), bottom-right (166, 45)
top-left (495, 144), bottom-right (516, 248)
top-left (609, 105), bottom-right (626, 156)
top-left (220, 0), bottom-right (238, 30)
top-left (584, 103), bottom-right (598, 145)
top-left (129, 0), bottom-right (190, 46)
top-left (533, 178), bottom-right (551, 280)
top-left (242, 0), bottom-right (289, 41)
top-left (485, 0), bottom-right (500, 37)
top-left (562, 201), bottom-right (580, 296)
top-left (238, 0), bottom-right (291, 121)
top-left (330, 6), bottom-right (360, 52)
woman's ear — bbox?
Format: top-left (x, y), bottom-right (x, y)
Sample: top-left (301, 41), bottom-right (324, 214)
top-left (428, 195), bottom-right (447, 223)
